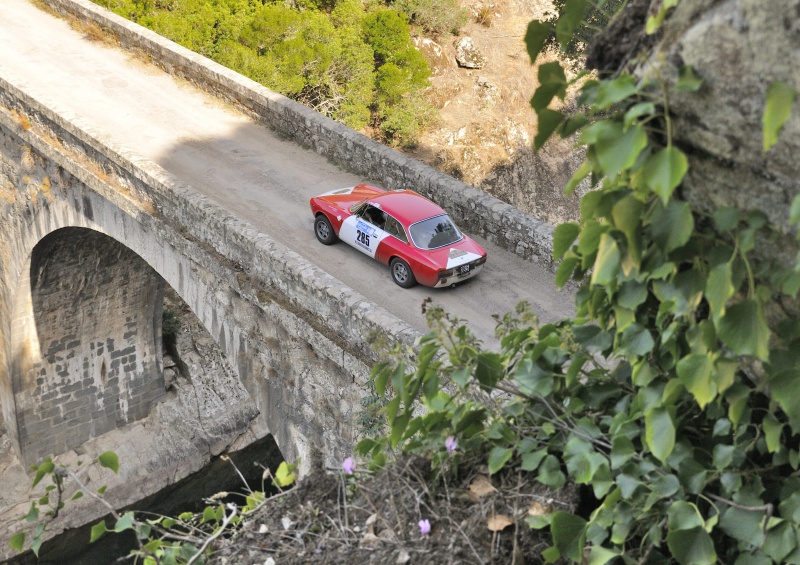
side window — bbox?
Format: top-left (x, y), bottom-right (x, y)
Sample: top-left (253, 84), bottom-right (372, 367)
top-left (384, 216), bottom-right (408, 244)
top-left (363, 206), bottom-right (386, 229)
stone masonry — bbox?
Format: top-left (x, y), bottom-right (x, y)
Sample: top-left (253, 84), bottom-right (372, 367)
top-left (14, 228), bottom-right (165, 464)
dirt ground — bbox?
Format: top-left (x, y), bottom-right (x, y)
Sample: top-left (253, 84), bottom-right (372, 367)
top-left (208, 456), bottom-right (577, 564)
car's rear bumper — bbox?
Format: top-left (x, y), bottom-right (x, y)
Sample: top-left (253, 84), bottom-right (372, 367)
top-left (432, 263), bottom-right (484, 288)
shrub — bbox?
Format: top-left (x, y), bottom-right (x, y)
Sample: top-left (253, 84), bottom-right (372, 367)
top-left (391, 0), bottom-right (467, 35)
top-left (357, 4), bottom-right (800, 564)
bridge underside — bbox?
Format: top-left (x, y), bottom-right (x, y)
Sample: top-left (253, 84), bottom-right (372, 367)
top-left (11, 227), bottom-right (165, 466)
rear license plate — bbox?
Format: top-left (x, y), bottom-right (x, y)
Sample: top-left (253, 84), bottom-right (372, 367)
top-left (457, 264), bottom-right (471, 275)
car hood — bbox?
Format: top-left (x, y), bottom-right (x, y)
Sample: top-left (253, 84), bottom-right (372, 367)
top-left (424, 236), bottom-right (486, 268)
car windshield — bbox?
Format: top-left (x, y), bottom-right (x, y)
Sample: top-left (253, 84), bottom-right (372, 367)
top-left (409, 215), bottom-right (463, 250)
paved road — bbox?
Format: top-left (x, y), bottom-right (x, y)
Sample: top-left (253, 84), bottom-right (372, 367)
top-left (0, 0), bottom-right (574, 346)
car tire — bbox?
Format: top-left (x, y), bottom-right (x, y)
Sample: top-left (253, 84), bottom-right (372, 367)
top-left (390, 258), bottom-right (417, 288)
top-left (314, 214), bottom-right (337, 245)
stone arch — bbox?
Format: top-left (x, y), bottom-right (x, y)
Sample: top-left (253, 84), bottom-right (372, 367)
top-left (9, 227), bottom-right (165, 465)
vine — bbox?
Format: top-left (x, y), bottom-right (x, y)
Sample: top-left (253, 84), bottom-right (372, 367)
top-left (358, 1), bottom-right (800, 563)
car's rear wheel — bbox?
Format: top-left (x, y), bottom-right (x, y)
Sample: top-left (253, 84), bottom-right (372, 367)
top-left (390, 258), bottom-right (416, 288)
top-left (314, 214), bottom-right (337, 245)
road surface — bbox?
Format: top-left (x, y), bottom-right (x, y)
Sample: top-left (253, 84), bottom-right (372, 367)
top-left (0, 0), bottom-right (575, 346)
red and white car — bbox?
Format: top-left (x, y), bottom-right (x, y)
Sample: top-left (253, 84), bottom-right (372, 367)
top-left (310, 184), bottom-right (487, 288)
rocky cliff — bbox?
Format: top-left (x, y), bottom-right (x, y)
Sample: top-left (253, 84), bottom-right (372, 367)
top-left (411, 0), bottom-right (587, 226)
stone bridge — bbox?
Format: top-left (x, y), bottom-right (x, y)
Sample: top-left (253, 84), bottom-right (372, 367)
top-left (0, 0), bottom-right (563, 554)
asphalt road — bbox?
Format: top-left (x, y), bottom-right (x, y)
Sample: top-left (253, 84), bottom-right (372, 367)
top-left (0, 0), bottom-right (575, 347)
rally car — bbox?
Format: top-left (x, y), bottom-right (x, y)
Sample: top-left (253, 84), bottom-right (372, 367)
top-left (310, 184), bottom-right (487, 288)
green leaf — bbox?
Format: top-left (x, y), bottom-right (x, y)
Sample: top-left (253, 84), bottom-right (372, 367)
top-left (620, 323), bottom-right (655, 357)
top-left (532, 62), bottom-right (567, 111)
top-left (96, 485), bottom-right (107, 495)
top-left (556, 256), bottom-right (580, 287)
top-left (771, 369), bottom-right (800, 420)
top-left (9, 532), bottom-right (25, 552)
top-left (713, 207), bottom-right (740, 232)
top-left (645, 407), bottom-right (675, 463)
top-left (554, 222), bottom-right (580, 261)
top-left (650, 200), bottom-right (695, 253)
top-left (551, 512), bottom-right (587, 561)
top-left (114, 512), bottom-right (135, 533)
top-left (534, 108), bottom-right (565, 150)
top-left (32, 459), bottom-right (54, 488)
top-left (90, 521), bottom-right (107, 543)
top-left (274, 461), bottom-right (297, 487)
top-left (791, 194), bottom-right (800, 226)
top-left (572, 324), bottom-right (613, 352)
top-left (524, 20), bottom-right (550, 65)
top-left (720, 505), bottom-right (766, 546)
top-left (585, 545), bottom-right (620, 565)
top-left (713, 444), bottom-right (735, 470)
top-left (538, 455), bottom-right (566, 489)
top-left (677, 65), bottom-right (703, 92)
top-left (24, 503), bottom-right (39, 523)
top-left (521, 449), bottom-right (547, 471)
top-left (643, 147), bottom-right (688, 204)
top-left (31, 536), bottom-right (42, 557)
top-left (98, 451), bottom-right (120, 474)
top-left (706, 262), bottom-right (734, 322)
top-left (612, 195), bottom-right (643, 264)
top-left (488, 447), bottom-right (513, 475)
top-left (593, 123), bottom-right (648, 179)
top-left (677, 353), bottom-right (716, 408)
top-left (564, 161), bottom-right (592, 196)
top-left (555, 0), bottom-right (587, 47)
top-left (652, 474), bottom-right (680, 497)
top-left (763, 521), bottom-right (798, 563)
top-left (624, 102), bottom-right (656, 128)
top-left (646, 0), bottom-right (678, 34)
top-left (666, 526), bottom-right (717, 565)
top-left (590, 233), bottom-right (621, 286)
top-left (610, 436), bottom-right (635, 469)
top-left (763, 81), bottom-right (797, 152)
top-left (717, 298), bottom-right (770, 360)
top-left (593, 74), bottom-right (639, 110)
top-left (668, 501), bottom-right (705, 531)
top-left (763, 415), bottom-right (783, 454)
top-left (475, 352), bottom-right (503, 390)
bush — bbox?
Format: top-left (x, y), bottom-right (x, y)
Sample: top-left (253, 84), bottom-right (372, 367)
top-left (357, 5), bottom-right (800, 564)
top-left (391, 0), bottom-right (467, 35)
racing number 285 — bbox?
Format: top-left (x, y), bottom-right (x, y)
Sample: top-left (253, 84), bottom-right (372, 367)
top-left (356, 229), bottom-right (370, 248)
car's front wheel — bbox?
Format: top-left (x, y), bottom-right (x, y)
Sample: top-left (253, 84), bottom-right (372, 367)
top-left (314, 214), bottom-right (337, 245)
top-left (390, 258), bottom-right (417, 288)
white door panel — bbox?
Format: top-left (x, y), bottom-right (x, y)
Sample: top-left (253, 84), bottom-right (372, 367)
top-left (340, 216), bottom-right (389, 259)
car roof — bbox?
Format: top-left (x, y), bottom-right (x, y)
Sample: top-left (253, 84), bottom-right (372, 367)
top-left (370, 190), bottom-right (447, 226)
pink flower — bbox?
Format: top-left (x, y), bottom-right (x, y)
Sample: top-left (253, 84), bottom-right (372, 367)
top-left (418, 519), bottom-right (431, 536)
top-left (342, 457), bottom-right (356, 475)
top-left (445, 436), bottom-right (458, 453)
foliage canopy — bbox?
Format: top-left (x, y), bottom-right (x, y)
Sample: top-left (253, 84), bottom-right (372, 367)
top-left (92, 0), bottom-right (439, 145)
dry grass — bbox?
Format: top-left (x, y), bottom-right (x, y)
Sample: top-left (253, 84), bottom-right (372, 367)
top-left (475, 4), bottom-right (495, 27)
top-left (208, 455), bottom-right (576, 564)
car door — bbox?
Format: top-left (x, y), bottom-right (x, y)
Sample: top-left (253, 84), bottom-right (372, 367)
top-left (338, 206), bottom-right (389, 259)
top-left (373, 214), bottom-right (412, 265)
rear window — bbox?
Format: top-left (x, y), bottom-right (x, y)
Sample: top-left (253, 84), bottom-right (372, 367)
top-left (409, 215), bottom-right (463, 250)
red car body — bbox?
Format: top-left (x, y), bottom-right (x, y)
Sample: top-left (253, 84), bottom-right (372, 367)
top-left (309, 184), bottom-right (487, 288)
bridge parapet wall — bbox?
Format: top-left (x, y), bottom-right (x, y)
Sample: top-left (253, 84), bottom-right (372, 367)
top-left (41, 0), bottom-right (556, 266)
top-left (0, 73), bottom-right (419, 467)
